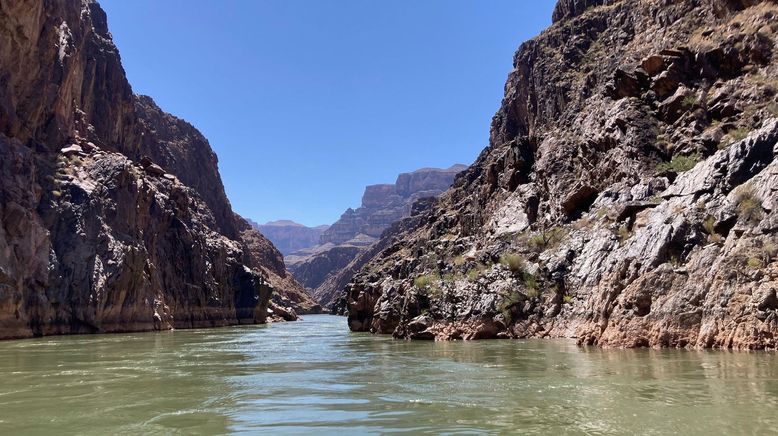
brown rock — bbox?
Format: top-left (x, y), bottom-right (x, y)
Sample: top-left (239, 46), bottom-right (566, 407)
top-left (641, 55), bottom-right (666, 76)
top-left (344, 0), bottom-right (778, 351)
top-left (145, 163), bottom-right (165, 176)
top-left (0, 0), bottom-right (295, 338)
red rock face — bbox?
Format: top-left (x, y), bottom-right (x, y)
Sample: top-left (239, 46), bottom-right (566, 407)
top-left (345, 0), bottom-right (778, 349)
top-left (319, 165), bottom-right (466, 245)
top-left (285, 166), bottom-right (466, 310)
top-left (0, 0), bottom-right (308, 338)
top-left (253, 220), bottom-right (329, 256)
top-left (551, 0), bottom-right (613, 23)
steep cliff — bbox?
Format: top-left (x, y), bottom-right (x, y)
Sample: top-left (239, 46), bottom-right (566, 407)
top-left (346, 0), bottom-right (778, 349)
top-left (236, 217), bottom-right (322, 316)
top-left (253, 220), bottom-right (329, 256)
top-left (319, 165), bottom-right (467, 245)
top-left (287, 166), bottom-right (465, 309)
top-left (0, 0), bottom-right (305, 338)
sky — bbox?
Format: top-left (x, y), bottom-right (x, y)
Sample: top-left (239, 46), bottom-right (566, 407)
top-left (99, 1), bottom-right (555, 227)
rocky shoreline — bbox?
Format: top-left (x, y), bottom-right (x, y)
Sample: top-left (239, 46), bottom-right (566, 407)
top-left (0, 0), bottom-right (314, 339)
top-left (344, 0), bottom-right (778, 349)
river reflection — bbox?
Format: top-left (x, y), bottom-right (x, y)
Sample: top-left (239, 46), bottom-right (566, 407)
top-left (0, 315), bottom-right (775, 434)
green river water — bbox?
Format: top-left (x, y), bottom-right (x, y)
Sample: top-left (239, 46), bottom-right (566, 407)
top-left (0, 314), bottom-right (777, 435)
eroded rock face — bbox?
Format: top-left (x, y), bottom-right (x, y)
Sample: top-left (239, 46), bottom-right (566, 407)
top-left (236, 217), bottom-right (322, 316)
top-left (286, 166), bottom-right (466, 309)
top-left (551, 0), bottom-right (613, 23)
top-left (346, 0), bottom-right (778, 349)
top-left (0, 0), bottom-right (304, 338)
top-left (253, 220), bottom-right (329, 256)
top-left (319, 165), bottom-right (467, 245)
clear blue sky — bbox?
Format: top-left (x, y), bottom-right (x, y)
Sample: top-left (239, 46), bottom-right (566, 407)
top-left (99, 1), bottom-right (554, 227)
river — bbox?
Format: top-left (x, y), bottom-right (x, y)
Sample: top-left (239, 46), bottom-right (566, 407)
top-left (0, 315), bottom-right (776, 434)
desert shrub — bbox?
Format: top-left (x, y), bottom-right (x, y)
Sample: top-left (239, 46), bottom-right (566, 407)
top-left (702, 215), bottom-right (716, 234)
top-left (746, 257), bottom-right (764, 269)
top-left (702, 215), bottom-right (723, 244)
top-left (466, 263), bottom-right (488, 282)
top-left (721, 127), bottom-right (750, 149)
top-left (656, 153), bottom-right (701, 173)
top-left (617, 224), bottom-right (631, 242)
top-left (414, 274), bottom-right (439, 289)
top-left (682, 94), bottom-right (699, 108)
top-left (414, 274), bottom-right (444, 299)
top-left (528, 233), bottom-right (545, 249)
top-left (563, 295), bottom-right (573, 304)
top-left (422, 253), bottom-right (439, 269)
top-left (729, 127), bottom-right (749, 141)
top-left (525, 226), bottom-right (568, 251)
top-left (571, 216), bottom-right (594, 230)
top-left (763, 241), bottom-right (778, 262)
top-left (499, 253), bottom-right (526, 274)
top-left (498, 291), bottom-right (522, 319)
top-left (521, 271), bottom-right (538, 296)
top-left (734, 184), bottom-right (764, 225)
top-left (453, 255), bottom-right (466, 266)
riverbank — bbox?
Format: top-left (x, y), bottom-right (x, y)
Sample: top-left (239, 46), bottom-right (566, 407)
top-left (1, 315), bottom-right (776, 434)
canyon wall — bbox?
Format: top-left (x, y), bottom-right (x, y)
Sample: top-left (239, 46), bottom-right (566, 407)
top-left (0, 0), bottom-right (314, 338)
top-left (319, 165), bottom-right (467, 245)
top-left (345, 0), bottom-right (778, 349)
top-left (287, 166), bottom-right (466, 309)
top-left (253, 220), bottom-right (329, 256)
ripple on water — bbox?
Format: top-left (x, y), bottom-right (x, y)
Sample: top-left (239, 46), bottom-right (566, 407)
top-left (1, 315), bottom-right (778, 435)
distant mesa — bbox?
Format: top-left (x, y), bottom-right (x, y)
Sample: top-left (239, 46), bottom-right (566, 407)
top-left (319, 164), bottom-right (468, 246)
top-left (269, 164), bottom-right (467, 309)
top-left (250, 219), bottom-right (329, 256)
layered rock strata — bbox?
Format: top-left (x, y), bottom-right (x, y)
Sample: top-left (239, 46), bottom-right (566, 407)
top-left (287, 167), bottom-right (466, 309)
top-left (253, 220), bottom-right (329, 256)
top-left (0, 0), bottom-right (313, 338)
top-left (345, 0), bottom-right (778, 349)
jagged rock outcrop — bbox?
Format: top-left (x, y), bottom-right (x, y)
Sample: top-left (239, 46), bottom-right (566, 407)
top-left (0, 0), bottom-right (307, 338)
top-left (236, 217), bottom-right (322, 316)
top-left (286, 166), bottom-right (466, 309)
top-left (345, 0), bottom-right (778, 349)
top-left (253, 220), bottom-right (329, 256)
top-left (319, 165), bottom-right (467, 245)
top-left (552, 0), bottom-right (614, 23)
top-left (292, 246), bottom-right (362, 290)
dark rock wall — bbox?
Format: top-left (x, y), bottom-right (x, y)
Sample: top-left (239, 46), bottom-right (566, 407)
top-left (0, 0), bottom-right (306, 338)
top-left (346, 0), bottom-right (778, 349)
top-left (319, 165), bottom-right (466, 245)
top-left (255, 221), bottom-right (329, 256)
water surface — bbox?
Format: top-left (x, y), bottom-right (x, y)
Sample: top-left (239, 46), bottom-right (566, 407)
top-left (0, 315), bottom-right (776, 434)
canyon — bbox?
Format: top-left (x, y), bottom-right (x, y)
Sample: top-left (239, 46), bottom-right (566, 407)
top-left (275, 165), bottom-right (466, 309)
top-left (5, 1), bottom-right (778, 433)
top-left (344, 0), bottom-right (778, 349)
top-left (0, 0), bottom-right (316, 339)
top-left (251, 220), bottom-right (329, 256)
top-left (1, 0), bottom-right (777, 352)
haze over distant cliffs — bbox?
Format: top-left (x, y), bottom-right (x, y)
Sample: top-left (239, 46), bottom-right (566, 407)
top-left (269, 164), bottom-right (467, 309)
top-left (0, 0), bottom-right (317, 339)
top-left (318, 165), bottom-right (468, 246)
top-left (250, 219), bottom-right (329, 256)
top-left (343, 0), bottom-right (778, 350)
